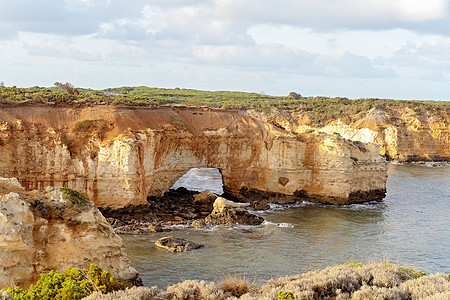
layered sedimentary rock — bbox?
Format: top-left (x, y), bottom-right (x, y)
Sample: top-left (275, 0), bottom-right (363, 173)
top-left (243, 107), bottom-right (449, 162)
top-left (0, 178), bottom-right (138, 289)
top-left (205, 197), bottom-right (264, 225)
top-left (0, 104), bottom-right (387, 208)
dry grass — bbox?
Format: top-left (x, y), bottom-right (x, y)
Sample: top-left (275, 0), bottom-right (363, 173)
top-left (82, 286), bottom-right (165, 300)
top-left (219, 275), bottom-right (252, 298)
top-left (166, 280), bottom-right (226, 300)
top-left (79, 263), bottom-right (450, 300)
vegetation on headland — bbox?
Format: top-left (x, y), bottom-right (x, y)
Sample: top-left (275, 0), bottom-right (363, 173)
top-left (0, 84), bottom-right (448, 126)
top-left (2, 263), bottom-right (448, 300)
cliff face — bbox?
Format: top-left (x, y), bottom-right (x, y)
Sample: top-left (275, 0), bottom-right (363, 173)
top-left (0, 179), bottom-right (138, 289)
top-left (243, 107), bottom-right (449, 162)
top-left (0, 104), bottom-right (387, 209)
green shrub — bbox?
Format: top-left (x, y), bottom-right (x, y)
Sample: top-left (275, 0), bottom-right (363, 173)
top-left (384, 264), bottom-right (427, 279)
top-left (398, 267), bottom-right (427, 279)
top-left (269, 120), bottom-right (285, 130)
top-left (3, 264), bottom-right (125, 300)
top-left (342, 262), bottom-right (363, 267)
top-left (60, 188), bottom-right (87, 206)
top-left (350, 157), bottom-right (359, 162)
top-left (73, 120), bottom-right (94, 132)
top-left (171, 116), bottom-right (185, 129)
top-left (278, 290), bottom-right (297, 299)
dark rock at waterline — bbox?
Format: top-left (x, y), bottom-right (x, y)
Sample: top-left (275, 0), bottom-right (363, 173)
top-left (155, 236), bottom-right (203, 252)
top-left (191, 219), bottom-right (206, 228)
top-left (148, 223), bottom-right (164, 233)
top-left (205, 197), bottom-right (264, 225)
top-left (250, 200), bottom-right (270, 210)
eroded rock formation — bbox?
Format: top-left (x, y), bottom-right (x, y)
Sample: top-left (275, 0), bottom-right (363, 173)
top-left (0, 178), bottom-right (139, 289)
top-left (155, 236), bottom-right (203, 252)
top-left (243, 107), bottom-right (450, 162)
top-left (205, 197), bottom-right (264, 225)
top-left (0, 103), bottom-right (387, 208)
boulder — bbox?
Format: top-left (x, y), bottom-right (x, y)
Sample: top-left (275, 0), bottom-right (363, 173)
top-left (0, 184), bottom-right (139, 289)
top-left (250, 200), bottom-right (270, 210)
top-left (191, 219), bottom-right (206, 228)
top-left (193, 190), bottom-right (217, 212)
top-left (155, 237), bottom-right (203, 252)
top-left (0, 176), bottom-right (24, 195)
top-left (205, 197), bottom-right (264, 225)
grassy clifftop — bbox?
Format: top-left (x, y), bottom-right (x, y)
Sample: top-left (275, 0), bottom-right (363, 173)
top-left (1, 85), bottom-right (448, 125)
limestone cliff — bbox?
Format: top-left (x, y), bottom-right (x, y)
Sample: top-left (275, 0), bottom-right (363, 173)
top-left (243, 107), bottom-right (449, 162)
top-left (0, 178), bottom-right (138, 289)
top-left (0, 103), bottom-right (387, 208)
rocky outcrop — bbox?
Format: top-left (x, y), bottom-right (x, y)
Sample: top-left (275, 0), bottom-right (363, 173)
top-left (0, 179), bottom-right (139, 289)
top-left (0, 104), bottom-right (387, 208)
top-left (155, 236), bottom-right (203, 252)
top-left (193, 190), bottom-right (218, 212)
top-left (243, 107), bottom-right (449, 162)
top-left (205, 197), bottom-right (264, 225)
top-left (250, 200), bottom-right (270, 210)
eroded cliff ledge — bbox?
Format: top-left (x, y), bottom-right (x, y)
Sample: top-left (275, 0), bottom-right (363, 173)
top-left (0, 103), bottom-right (387, 209)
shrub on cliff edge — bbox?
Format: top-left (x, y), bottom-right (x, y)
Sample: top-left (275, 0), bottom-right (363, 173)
top-left (60, 188), bottom-right (88, 206)
top-left (3, 264), bottom-right (125, 300)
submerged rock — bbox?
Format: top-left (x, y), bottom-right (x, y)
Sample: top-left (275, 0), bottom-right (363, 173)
top-left (155, 237), bottom-right (203, 252)
top-left (205, 197), bottom-right (264, 225)
top-left (148, 223), bottom-right (164, 233)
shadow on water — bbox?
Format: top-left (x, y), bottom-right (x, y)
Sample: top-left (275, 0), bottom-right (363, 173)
top-left (122, 164), bottom-right (450, 288)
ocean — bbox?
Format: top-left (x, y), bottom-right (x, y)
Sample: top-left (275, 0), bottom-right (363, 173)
top-left (121, 163), bottom-right (450, 288)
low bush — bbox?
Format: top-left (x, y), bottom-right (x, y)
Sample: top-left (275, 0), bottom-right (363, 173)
top-left (277, 290), bottom-right (297, 299)
top-left (3, 264), bottom-right (125, 300)
top-left (166, 280), bottom-right (226, 300)
top-left (219, 275), bottom-right (251, 297)
top-left (171, 116), bottom-right (185, 129)
top-left (73, 120), bottom-right (94, 132)
top-left (60, 188), bottom-right (88, 206)
top-left (82, 286), bottom-right (165, 300)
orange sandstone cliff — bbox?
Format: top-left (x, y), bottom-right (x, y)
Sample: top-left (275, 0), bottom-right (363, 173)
top-left (0, 103), bottom-right (387, 209)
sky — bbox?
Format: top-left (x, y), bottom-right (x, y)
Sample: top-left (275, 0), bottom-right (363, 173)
top-left (1, 0), bottom-right (450, 100)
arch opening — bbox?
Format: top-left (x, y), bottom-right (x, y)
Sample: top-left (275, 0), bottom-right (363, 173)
top-left (170, 167), bottom-right (224, 195)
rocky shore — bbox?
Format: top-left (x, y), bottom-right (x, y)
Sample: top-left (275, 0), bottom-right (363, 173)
top-left (100, 188), bottom-right (266, 235)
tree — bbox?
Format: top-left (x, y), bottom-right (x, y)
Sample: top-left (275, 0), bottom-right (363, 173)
top-left (288, 92), bottom-right (302, 99)
top-left (54, 81), bottom-right (79, 95)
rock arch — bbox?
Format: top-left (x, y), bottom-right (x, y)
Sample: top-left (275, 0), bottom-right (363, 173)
top-left (0, 104), bottom-right (387, 209)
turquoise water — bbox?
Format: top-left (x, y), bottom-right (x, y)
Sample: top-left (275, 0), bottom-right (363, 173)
top-left (121, 164), bottom-right (450, 288)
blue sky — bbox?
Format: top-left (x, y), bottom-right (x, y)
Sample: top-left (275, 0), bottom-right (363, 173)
top-left (1, 0), bottom-right (450, 100)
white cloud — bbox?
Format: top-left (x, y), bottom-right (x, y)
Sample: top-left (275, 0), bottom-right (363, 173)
top-left (0, 0), bottom-right (450, 99)
top-left (216, 0), bottom-right (450, 29)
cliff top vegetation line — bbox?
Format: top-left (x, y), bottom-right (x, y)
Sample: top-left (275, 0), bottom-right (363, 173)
top-left (0, 85), bottom-right (448, 126)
